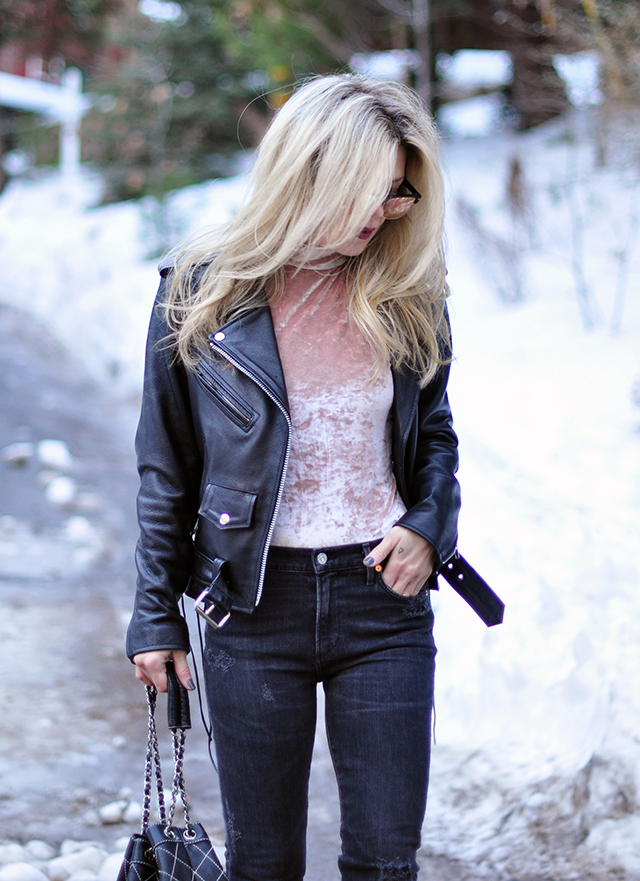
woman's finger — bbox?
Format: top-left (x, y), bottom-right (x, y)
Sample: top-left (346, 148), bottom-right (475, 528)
top-left (372, 526), bottom-right (435, 595)
top-left (172, 650), bottom-right (196, 692)
top-left (133, 650), bottom-right (171, 692)
top-left (132, 649), bottom-right (195, 693)
top-left (134, 665), bottom-right (154, 687)
top-left (363, 528), bottom-right (403, 569)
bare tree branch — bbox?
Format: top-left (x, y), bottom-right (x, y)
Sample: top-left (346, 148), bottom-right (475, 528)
top-left (289, 10), bottom-right (355, 63)
top-left (374, 0), bottom-right (412, 23)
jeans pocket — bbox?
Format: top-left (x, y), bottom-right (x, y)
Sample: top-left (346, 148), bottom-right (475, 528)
top-left (375, 572), bottom-right (433, 615)
top-left (375, 570), bottom-right (414, 602)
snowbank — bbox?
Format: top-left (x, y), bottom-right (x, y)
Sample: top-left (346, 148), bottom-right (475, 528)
top-left (0, 171), bottom-right (250, 397)
top-left (428, 112), bottom-right (640, 876)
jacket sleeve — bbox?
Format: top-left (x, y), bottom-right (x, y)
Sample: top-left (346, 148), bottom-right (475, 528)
top-left (394, 338), bottom-right (461, 568)
top-left (126, 276), bottom-right (204, 660)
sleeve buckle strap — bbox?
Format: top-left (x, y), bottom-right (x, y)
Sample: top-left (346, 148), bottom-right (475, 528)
top-left (438, 549), bottom-right (505, 627)
top-left (194, 587), bottom-right (231, 628)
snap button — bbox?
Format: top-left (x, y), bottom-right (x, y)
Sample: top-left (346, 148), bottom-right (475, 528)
top-left (219, 512), bottom-right (231, 525)
top-left (214, 331), bottom-right (225, 341)
top-left (317, 552), bottom-right (328, 565)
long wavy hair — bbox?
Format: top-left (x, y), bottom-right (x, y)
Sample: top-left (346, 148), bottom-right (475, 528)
top-left (164, 74), bottom-right (451, 385)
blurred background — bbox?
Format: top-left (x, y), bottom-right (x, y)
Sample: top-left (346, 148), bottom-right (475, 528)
top-left (0, 2), bottom-right (639, 881)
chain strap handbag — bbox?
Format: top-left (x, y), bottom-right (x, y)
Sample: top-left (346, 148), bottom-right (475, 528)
top-left (117, 663), bottom-right (228, 881)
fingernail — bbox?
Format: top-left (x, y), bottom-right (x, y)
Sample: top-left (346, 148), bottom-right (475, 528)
top-left (364, 556), bottom-right (374, 565)
top-left (188, 679), bottom-right (196, 691)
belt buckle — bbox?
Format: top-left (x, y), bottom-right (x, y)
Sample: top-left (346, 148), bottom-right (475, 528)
top-left (194, 588), bottom-right (231, 628)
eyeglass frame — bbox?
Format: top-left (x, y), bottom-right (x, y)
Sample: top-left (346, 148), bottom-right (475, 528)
top-left (381, 178), bottom-right (422, 218)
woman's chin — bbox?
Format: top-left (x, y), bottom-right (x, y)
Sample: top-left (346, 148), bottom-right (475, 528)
top-left (334, 236), bottom-right (377, 257)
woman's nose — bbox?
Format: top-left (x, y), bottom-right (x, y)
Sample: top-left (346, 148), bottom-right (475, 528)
top-left (371, 203), bottom-right (385, 221)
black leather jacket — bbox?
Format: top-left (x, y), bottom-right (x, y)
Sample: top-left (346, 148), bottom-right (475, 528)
top-left (126, 268), bottom-right (461, 659)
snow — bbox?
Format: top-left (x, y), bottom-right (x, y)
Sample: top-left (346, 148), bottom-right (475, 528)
top-left (428, 111), bottom-right (640, 876)
top-left (554, 51), bottom-right (603, 107)
top-left (437, 93), bottom-right (507, 138)
top-left (436, 50), bottom-right (513, 90)
top-left (1, 106), bottom-right (639, 877)
top-left (0, 172), bottom-right (250, 397)
top-left (350, 50), bottom-right (421, 81)
top-left (138, 0), bottom-right (184, 23)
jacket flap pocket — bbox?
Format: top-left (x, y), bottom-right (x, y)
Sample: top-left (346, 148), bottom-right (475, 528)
top-left (198, 483), bottom-right (257, 529)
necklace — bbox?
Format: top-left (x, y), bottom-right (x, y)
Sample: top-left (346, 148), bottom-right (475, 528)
top-left (274, 270), bottom-right (341, 333)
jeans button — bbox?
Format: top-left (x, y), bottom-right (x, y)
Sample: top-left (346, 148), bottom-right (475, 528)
top-left (316, 552), bottom-right (328, 565)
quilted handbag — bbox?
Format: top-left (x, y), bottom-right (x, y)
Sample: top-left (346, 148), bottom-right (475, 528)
top-left (117, 665), bottom-right (228, 881)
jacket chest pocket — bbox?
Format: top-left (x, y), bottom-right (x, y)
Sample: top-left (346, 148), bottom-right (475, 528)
top-left (198, 483), bottom-right (257, 529)
top-left (195, 363), bottom-right (257, 431)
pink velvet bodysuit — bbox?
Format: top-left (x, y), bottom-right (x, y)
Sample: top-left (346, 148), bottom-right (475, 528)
top-left (270, 266), bottom-right (407, 548)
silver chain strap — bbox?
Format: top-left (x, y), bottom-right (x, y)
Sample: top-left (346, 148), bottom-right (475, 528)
top-left (167, 727), bottom-right (191, 827)
top-left (142, 685), bottom-right (192, 834)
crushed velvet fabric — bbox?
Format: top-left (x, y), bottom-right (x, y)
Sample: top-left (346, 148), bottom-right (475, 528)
top-left (270, 266), bottom-right (406, 548)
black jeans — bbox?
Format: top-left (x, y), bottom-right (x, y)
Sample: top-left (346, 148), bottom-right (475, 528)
top-left (203, 542), bottom-right (436, 881)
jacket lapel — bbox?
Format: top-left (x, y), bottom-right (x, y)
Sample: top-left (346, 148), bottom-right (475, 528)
top-left (212, 306), bottom-right (420, 453)
top-left (392, 364), bottom-right (419, 450)
top-left (210, 306), bottom-right (289, 410)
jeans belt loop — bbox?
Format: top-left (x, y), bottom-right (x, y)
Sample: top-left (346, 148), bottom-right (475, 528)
top-left (362, 542), bottom-right (374, 585)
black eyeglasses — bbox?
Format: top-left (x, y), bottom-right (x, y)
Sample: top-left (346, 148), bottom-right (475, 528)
top-left (381, 178), bottom-right (422, 219)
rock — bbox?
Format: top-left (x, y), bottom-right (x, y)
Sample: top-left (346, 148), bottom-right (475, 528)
top-left (25, 843), bottom-right (57, 861)
top-left (59, 844), bottom-right (97, 857)
top-left (0, 846), bottom-right (27, 866)
top-left (38, 469), bottom-right (60, 487)
top-left (161, 789), bottom-right (185, 817)
top-left (0, 514), bottom-right (18, 532)
top-left (97, 853), bottom-right (124, 881)
top-left (46, 847), bottom-right (108, 881)
top-left (60, 516), bottom-right (99, 545)
top-left (117, 787), bottom-right (133, 801)
top-left (75, 492), bottom-right (102, 512)
top-left (0, 863), bottom-right (49, 881)
top-left (1, 441), bottom-right (35, 465)
top-left (59, 516), bottom-right (104, 564)
top-left (45, 476), bottom-right (77, 507)
top-left (112, 839), bottom-right (131, 853)
top-left (122, 802), bottom-right (142, 824)
top-left (67, 873), bottom-right (99, 881)
top-left (36, 440), bottom-right (73, 471)
top-left (45, 862), bottom-right (69, 881)
top-left (80, 810), bottom-right (100, 828)
top-left (98, 800), bottom-right (128, 825)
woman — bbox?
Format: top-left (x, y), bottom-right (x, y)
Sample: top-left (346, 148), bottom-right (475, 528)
top-left (128, 74), bottom-right (460, 881)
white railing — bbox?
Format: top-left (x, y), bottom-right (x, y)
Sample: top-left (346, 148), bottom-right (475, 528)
top-left (0, 68), bottom-right (90, 176)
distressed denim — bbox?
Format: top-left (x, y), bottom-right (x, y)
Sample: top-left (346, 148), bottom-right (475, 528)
top-left (203, 541), bottom-right (436, 881)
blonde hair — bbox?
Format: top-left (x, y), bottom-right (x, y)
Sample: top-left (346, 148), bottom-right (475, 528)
top-left (165, 74), bottom-right (451, 385)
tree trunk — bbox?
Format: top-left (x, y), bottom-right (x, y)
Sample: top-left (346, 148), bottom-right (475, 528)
top-left (0, 109), bottom-right (8, 196)
top-left (412, 0), bottom-right (431, 108)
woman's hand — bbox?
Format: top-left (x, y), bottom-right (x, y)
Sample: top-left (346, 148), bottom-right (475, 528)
top-left (364, 525), bottom-right (436, 597)
top-left (132, 649), bottom-right (195, 693)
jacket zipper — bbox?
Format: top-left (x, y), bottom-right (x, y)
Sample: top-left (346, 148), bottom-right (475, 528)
top-left (209, 340), bottom-right (291, 606)
top-left (196, 363), bottom-right (254, 430)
